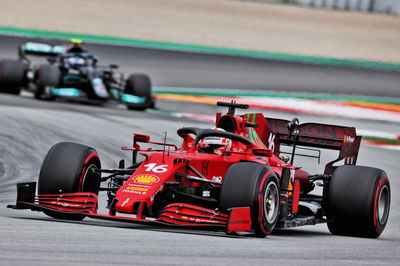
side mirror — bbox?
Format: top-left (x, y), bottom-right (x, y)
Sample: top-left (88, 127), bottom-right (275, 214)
top-left (134, 134), bottom-right (150, 143)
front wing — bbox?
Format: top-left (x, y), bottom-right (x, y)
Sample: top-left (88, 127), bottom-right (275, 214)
top-left (7, 182), bottom-right (251, 234)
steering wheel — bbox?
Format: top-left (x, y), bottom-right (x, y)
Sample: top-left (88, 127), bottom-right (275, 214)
top-left (177, 127), bottom-right (252, 146)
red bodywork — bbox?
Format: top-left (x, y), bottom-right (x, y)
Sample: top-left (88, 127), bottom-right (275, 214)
top-left (9, 107), bottom-right (361, 234)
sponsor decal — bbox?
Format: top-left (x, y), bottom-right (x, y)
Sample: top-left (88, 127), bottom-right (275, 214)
top-left (212, 176), bottom-right (222, 183)
top-left (188, 217), bottom-right (216, 223)
top-left (122, 189), bottom-right (147, 195)
top-left (125, 186), bottom-right (149, 192)
top-left (302, 125), bottom-right (338, 138)
top-left (202, 190), bottom-right (211, 197)
top-left (267, 120), bottom-right (339, 139)
top-left (127, 183), bottom-right (150, 188)
top-left (344, 135), bottom-right (355, 143)
top-left (268, 133), bottom-right (275, 151)
top-left (133, 174), bottom-right (160, 185)
top-left (121, 198), bottom-right (130, 207)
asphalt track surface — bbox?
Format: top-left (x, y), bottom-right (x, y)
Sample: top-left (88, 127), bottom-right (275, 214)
top-left (0, 35), bottom-right (399, 265)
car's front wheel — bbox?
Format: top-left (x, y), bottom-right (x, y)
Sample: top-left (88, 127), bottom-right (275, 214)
top-left (38, 142), bottom-right (101, 220)
top-left (124, 73), bottom-right (153, 110)
top-left (219, 162), bottom-right (280, 237)
top-left (34, 64), bottom-right (60, 100)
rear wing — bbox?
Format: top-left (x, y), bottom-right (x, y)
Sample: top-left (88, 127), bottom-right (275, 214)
top-left (19, 42), bottom-right (65, 60)
top-left (266, 117), bottom-right (358, 150)
top-left (264, 117), bottom-right (361, 174)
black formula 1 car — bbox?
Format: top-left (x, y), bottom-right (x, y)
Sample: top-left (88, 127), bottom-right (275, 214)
top-left (0, 40), bottom-right (154, 110)
top-left (8, 101), bottom-right (391, 238)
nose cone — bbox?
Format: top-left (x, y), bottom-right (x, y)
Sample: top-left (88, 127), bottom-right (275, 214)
top-left (115, 174), bottom-right (162, 214)
top-left (115, 197), bottom-right (135, 213)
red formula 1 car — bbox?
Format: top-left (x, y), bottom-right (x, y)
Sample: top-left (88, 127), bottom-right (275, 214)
top-left (8, 101), bottom-right (391, 238)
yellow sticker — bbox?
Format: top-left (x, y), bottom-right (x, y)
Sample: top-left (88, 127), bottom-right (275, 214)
top-left (126, 186), bottom-right (148, 192)
top-left (133, 175), bottom-right (159, 184)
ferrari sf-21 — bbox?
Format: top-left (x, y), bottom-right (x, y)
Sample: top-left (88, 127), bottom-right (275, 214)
top-left (8, 101), bottom-right (391, 238)
top-left (0, 40), bottom-right (154, 110)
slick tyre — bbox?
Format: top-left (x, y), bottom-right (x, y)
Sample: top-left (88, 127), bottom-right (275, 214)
top-left (38, 142), bottom-right (101, 220)
top-left (219, 162), bottom-right (280, 237)
top-left (34, 64), bottom-right (60, 100)
top-left (0, 59), bottom-right (25, 94)
top-left (124, 73), bottom-right (152, 110)
top-left (327, 165), bottom-right (390, 238)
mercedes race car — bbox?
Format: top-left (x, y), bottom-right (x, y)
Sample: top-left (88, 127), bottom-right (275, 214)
top-left (8, 101), bottom-right (391, 238)
top-left (0, 40), bottom-right (154, 110)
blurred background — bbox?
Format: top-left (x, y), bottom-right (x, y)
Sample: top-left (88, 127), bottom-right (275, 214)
top-left (263, 0), bottom-right (400, 15)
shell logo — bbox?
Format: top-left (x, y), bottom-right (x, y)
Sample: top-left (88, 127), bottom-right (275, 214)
top-left (133, 174), bottom-right (159, 184)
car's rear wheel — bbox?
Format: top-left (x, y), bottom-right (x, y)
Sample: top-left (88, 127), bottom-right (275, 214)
top-left (0, 59), bottom-right (25, 95)
top-left (34, 64), bottom-right (60, 100)
top-left (38, 142), bottom-right (101, 220)
top-left (219, 162), bottom-right (280, 237)
top-left (124, 73), bottom-right (153, 110)
top-left (326, 165), bottom-right (390, 238)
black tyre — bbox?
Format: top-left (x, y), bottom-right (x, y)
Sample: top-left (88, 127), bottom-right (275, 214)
top-left (34, 64), bottom-right (60, 100)
top-left (0, 59), bottom-right (25, 94)
top-left (219, 162), bottom-right (280, 237)
top-left (327, 165), bottom-right (390, 238)
top-left (124, 73), bottom-right (153, 110)
top-left (38, 142), bottom-right (101, 220)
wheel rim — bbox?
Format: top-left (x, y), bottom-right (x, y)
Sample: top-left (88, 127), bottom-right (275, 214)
top-left (377, 185), bottom-right (390, 225)
top-left (264, 182), bottom-right (279, 224)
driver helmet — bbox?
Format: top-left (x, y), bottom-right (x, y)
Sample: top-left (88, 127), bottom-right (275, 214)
top-left (198, 128), bottom-right (232, 155)
top-left (66, 44), bottom-right (84, 54)
top-left (66, 39), bottom-right (85, 54)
